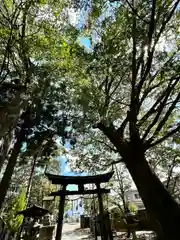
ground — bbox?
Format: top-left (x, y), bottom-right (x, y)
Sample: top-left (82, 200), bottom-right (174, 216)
top-left (61, 223), bottom-right (156, 240)
top-left (62, 223), bottom-right (90, 240)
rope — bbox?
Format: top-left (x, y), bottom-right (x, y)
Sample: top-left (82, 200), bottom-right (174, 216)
top-left (65, 196), bottom-right (98, 201)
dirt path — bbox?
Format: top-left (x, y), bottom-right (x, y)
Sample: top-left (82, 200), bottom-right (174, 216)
top-left (61, 223), bottom-right (155, 240)
top-left (62, 223), bottom-right (90, 240)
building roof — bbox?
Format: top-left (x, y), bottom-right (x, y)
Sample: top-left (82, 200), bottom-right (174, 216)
top-left (17, 205), bottom-right (49, 217)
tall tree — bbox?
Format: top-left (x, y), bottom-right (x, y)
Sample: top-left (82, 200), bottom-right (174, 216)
top-left (0, 0), bottom-right (76, 168)
top-left (0, 63), bottom-right (74, 209)
top-left (64, 0), bottom-right (180, 238)
top-left (0, 0), bottom-right (78, 208)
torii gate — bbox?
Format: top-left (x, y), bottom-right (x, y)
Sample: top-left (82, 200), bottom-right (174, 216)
top-left (45, 171), bottom-right (114, 240)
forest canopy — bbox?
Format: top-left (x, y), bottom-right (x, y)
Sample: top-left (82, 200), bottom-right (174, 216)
top-left (0, 0), bottom-right (180, 239)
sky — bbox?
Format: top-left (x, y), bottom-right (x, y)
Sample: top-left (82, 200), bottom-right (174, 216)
top-left (58, 141), bottom-right (87, 191)
top-left (78, 36), bottom-right (91, 49)
top-left (59, 156), bottom-right (87, 191)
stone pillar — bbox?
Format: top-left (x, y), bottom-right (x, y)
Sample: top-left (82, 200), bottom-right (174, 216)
top-left (39, 225), bottom-right (55, 240)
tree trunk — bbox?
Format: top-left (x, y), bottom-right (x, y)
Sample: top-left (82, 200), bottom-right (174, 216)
top-left (125, 148), bottom-right (180, 240)
top-left (0, 129), bottom-right (25, 210)
top-left (0, 130), bottom-right (13, 173)
top-left (26, 157), bottom-right (37, 207)
top-left (99, 123), bottom-right (180, 239)
top-left (0, 92), bottom-right (23, 139)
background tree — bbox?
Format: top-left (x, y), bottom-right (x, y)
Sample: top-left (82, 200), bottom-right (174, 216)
top-left (148, 138), bottom-right (180, 202)
top-left (29, 174), bottom-right (57, 207)
top-left (0, 155), bottom-right (59, 218)
top-left (3, 187), bottom-right (26, 234)
top-left (0, 0), bottom-right (78, 210)
top-left (109, 163), bottom-right (133, 211)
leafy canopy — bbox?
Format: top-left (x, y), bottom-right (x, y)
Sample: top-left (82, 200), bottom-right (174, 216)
top-left (63, 0), bottom-right (180, 172)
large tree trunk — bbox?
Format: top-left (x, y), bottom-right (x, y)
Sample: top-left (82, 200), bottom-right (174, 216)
top-left (125, 145), bottom-right (180, 240)
top-left (98, 123), bottom-right (180, 239)
top-left (0, 92), bottom-right (22, 139)
top-left (0, 130), bottom-right (13, 173)
top-left (0, 128), bottom-right (25, 210)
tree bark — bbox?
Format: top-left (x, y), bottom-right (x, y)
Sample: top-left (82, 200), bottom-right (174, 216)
top-left (0, 128), bottom-right (25, 210)
top-left (0, 130), bottom-right (13, 173)
top-left (98, 123), bottom-right (180, 239)
top-left (26, 156), bottom-right (37, 207)
top-left (0, 92), bottom-right (22, 139)
top-left (124, 145), bottom-right (180, 240)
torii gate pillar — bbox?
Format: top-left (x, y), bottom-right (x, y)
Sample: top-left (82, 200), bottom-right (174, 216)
top-left (56, 185), bottom-right (66, 240)
top-left (96, 183), bottom-right (108, 240)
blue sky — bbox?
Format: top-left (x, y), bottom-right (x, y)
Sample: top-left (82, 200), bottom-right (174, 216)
top-left (78, 36), bottom-right (91, 50)
top-left (59, 156), bottom-right (87, 190)
top-left (57, 141), bottom-right (87, 190)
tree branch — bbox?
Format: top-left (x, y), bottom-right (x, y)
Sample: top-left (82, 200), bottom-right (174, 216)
top-left (117, 114), bottom-right (129, 137)
top-left (94, 120), bottom-right (128, 157)
top-left (136, 42), bottom-right (145, 78)
top-left (138, 77), bottom-right (179, 128)
top-left (139, 52), bottom-right (177, 108)
top-left (139, 80), bottom-right (167, 108)
top-left (137, 0), bottom-right (179, 93)
top-left (101, 158), bottom-right (123, 167)
top-left (0, 83), bottom-right (25, 90)
top-left (123, 0), bottom-right (149, 24)
top-left (166, 156), bottom-right (177, 189)
top-left (109, 74), bottom-right (124, 98)
top-left (145, 91), bottom-right (180, 144)
top-left (0, 29), bottom-right (13, 83)
top-left (146, 123), bottom-right (180, 149)
top-left (18, 1), bottom-right (31, 85)
top-left (129, 0), bottom-right (138, 140)
top-left (142, 79), bottom-right (179, 141)
top-left (97, 139), bottom-right (118, 153)
top-left (137, 0), bottom-right (156, 93)
top-left (154, 0), bottom-right (180, 46)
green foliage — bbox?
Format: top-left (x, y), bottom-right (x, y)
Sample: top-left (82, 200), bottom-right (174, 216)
top-left (29, 174), bottom-right (56, 208)
top-left (110, 206), bottom-right (123, 220)
top-left (64, 0), bottom-right (180, 183)
top-left (128, 203), bottom-right (137, 214)
top-left (64, 200), bottom-right (71, 213)
top-left (4, 188), bottom-right (26, 233)
top-left (0, 1), bottom-right (179, 236)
